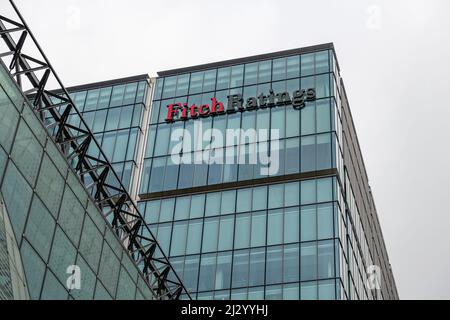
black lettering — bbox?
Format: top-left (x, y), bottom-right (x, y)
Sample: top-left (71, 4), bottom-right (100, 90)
top-left (306, 88), bottom-right (316, 101)
top-left (227, 94), bottom-right (243, 113)
top-left (258, 93), bottom-right (268, 108)
top-left (267, 90), bottom-right (276, 107)
top-left (292, 89), bottom-right (305, 110)
top-left (246, 97), bottom-right (258, 110)
top-left (276, 92), bottom-right (292, 105)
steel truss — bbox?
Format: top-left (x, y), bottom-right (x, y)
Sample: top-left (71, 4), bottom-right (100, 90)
top-left (0, 0), bottom-right (189, 300)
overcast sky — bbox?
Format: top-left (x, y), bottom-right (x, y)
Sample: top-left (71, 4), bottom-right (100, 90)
top-left (2, 0), bottom-right (449, 300)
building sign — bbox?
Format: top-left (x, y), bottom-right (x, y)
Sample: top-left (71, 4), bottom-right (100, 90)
top-left (165, 88), bottom-right (316, 122)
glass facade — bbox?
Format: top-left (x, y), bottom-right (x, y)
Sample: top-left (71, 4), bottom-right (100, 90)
top-left (0, 63), bottom-right (156, 300)
top-left (49, 77), bottom-right (150, 195)
top-left (139, 46), bottom-right (398, 300)
top-left (0, 42), bottom-right (398, 300)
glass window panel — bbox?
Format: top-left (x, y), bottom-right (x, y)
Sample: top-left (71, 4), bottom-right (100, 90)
top-left (186, 219), bottom-right (203, 255)
top-left (162, 76), bottom-right (177, 99)
top-left (183, 255), bottom-right (200, 293)
top-left (122, 82), bottom-right (138, 105)
top-left (271, 107), bottom-right (285, 139)
top-left (149, 157), bottom-right (165, 192)
top-left (301, 242), bottom-right (317, 281)
top-left (267, 209), bottom-right (283, 245)
top-left (112, 130), bottom-right (129, 162)
top-left (20, 241), bottom-right (45, 299)
top-left (145, 200), bottom-right (160, 224)
top-left (171, 221), bottom-right (188, 256)
top-left (284, 207), bottom-right (300, 244)
top-left (126, 129), bottom-right (138, 161)
top-left (218, 215), bottom-right (234, 251)
top-left (221, 190), bottom-right (236, 215)
top-left (316, 74), bottom-right (330, 98)
top-left (301, 136), bottom-right (316, 173)
top-left (58, 186), bottom-right (84, 246)
top-left (266, 246), bottom-right (282, 284)
top-left (236, 188), bottom-right (252, 212)
top-left (110, 85), bottom-right (126, 107)
top-left (93, 109), bottom-right (107, 132)
top-left (118, 105), bottom-right (133, 129)
top-left (244, 62), bottom-right (258, 86)
top-left (232, 249), bottom-right (249, 288)
top-left (154, 79), bottom-right (163, 100)
top-left (163, 156), bottom-right (179, 190)
top-left (301, 205), bottom-right (317, 242)
top-left (230, 65), bottom-right (244, 88)
top-left (84, 89), bottom-right (100, 111)
top-left (49, 227), bottom-right (77, 285)
top-left (174, 196), bottom-right (190, 220)
top-left (268, 184), bottom-right (283, 209)
top-left (156, 223), bottom-right (172, 254)
top-left (284, 244), bottom-right (300, 282)
top-left (318, 240), bottom-right (335, 279)
top-left (205, 192), bottom-right (221, 216)
top-left (234, 213), bottom-right (251, 249)
top-left (301, 53), bottom-right (314, 76)
top-left (272, 58), bottom-right (286, 81)
top-left (176, 74), bottom-right (190, 97)
top-left (154, 125), bottom-right (170, 156)
top-left (248, 287), bottom-right (264, 300)
top-left (258, 60), bottom-right (272, 83)
top-left (11, 121), bottom-right (43, 185)
top-left (202, 217), bottom-right (219, 253)
top-left (97, 87), bottom-right (112, 109)
top-left (301, 102), bottom-right (315, 135)
top-left (249, 248), bottom-right (265, 286)
top-left (189, 72), bottom-right (203, 94)
top-left (199, 254), bottom-right (217, 291)
top-left (35, 155), bottom-right (64, 218)
top-left (252, 186), bottom-right (267, 211)
top-left (25, 197), bottom-right (56, 261)
top-left (301, 281), bottom-right (317, 300)
top-left (317, 178), bottom-right (333, 203)
top-left (316, 98), bottom-right (331, 133)
top-left (216, 67), bottom-right (231, 90)
top-left (315, 51), bottom-right (330, 74)
top-left (159, 198), bottom-right (175, 222)
top-left (203, 70), bottom-right (217, 92)
top-left (286, 107), bottom-right (300, 138)
top-left (284, 283), bottom-right (300, 300)
top-left (251, 211), bottom-right (266, 247)
top-left (41, 271), bottom-right (68, 300)
top-left (215, 252), bottom-right (232, 290)
top-left (318, 279), bottom-right (335, 300)
top-left (266, 285), bottom-right (282, 300)
top-left (132, 104), bottom-right (142, 127)
top-left (287, 55), bottom-right (300, 78)
top-left (190, 194), bottom-right (205, 219)
top-left (317, 133), bottom-right (332, 170)
top-left (285, 181), bottom-right (300, 207)
top-left (136, 81), bottom-right (147, 103)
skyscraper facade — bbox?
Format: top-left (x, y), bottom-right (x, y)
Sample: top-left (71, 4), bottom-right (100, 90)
top-left (62, 43), bottom-right (398, 300)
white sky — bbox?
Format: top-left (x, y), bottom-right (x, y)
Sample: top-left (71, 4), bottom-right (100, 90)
top-left (1, 0), bottom-right (449, 299)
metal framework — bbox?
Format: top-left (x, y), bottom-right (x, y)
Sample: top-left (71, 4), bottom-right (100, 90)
top-left (0, 0), bottom-right (190, 300)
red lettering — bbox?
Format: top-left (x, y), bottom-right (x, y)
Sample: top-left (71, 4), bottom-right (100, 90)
top-left (211, 97), bottom-right (224, 114)
top-left (165, 103), bottom-right (181, 122)
top-left (190, 104), bottom-right (199, 118)
top-left (199, 104), bottom-right (210, 117)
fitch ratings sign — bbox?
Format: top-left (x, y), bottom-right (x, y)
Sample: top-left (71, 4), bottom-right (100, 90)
top-left (165, 88), bottom-right (316, 122)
